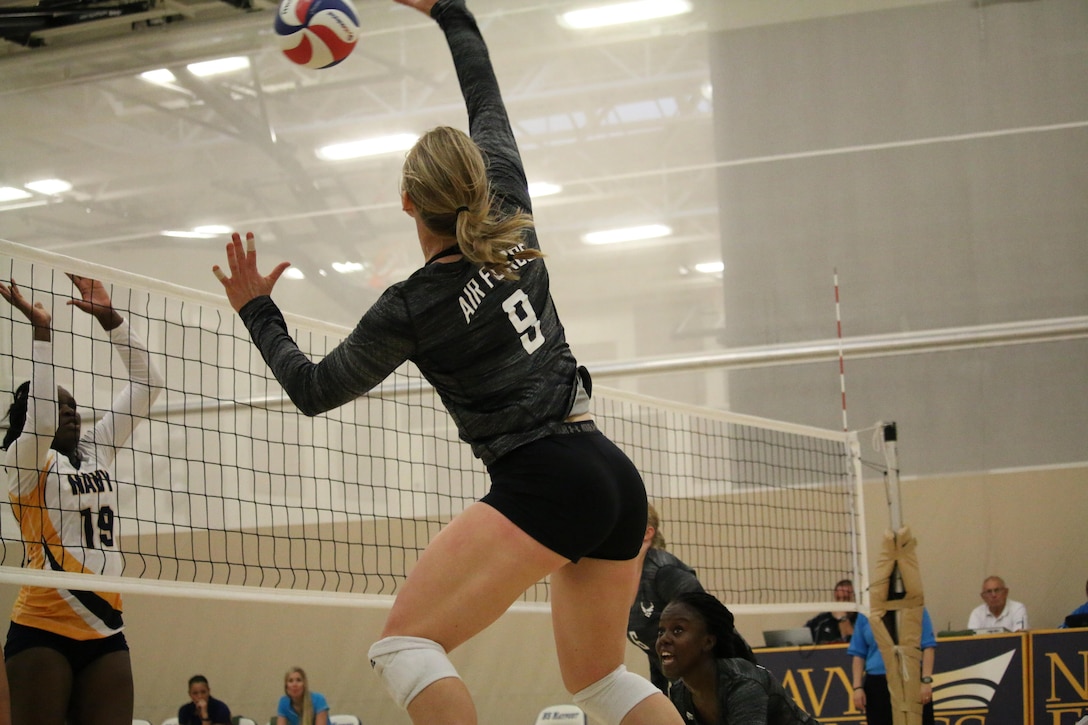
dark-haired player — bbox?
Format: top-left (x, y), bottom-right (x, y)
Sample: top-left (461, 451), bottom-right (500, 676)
top-left (0, 275), bottom-right (162, 725)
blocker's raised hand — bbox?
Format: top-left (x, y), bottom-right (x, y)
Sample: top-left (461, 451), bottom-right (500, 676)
top-left (67, 274), bottom-right (123, 330)
top-left (213, 232), bottom-right (291, 313)
top-left (0, 278), bottom-right (50, 331)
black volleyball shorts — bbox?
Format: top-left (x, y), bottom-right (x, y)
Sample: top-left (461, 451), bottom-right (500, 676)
top-left (5, 621), bottom-right (129, 673)
top-left (483, 421), bottom-right (648, 562)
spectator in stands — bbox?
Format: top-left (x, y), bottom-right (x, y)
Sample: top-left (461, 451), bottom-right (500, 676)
top-left (179, 675), bottom-right (231, 725)
top-left (276, 667), bottom-right (329, 725)
top-left (656, 591), bottom-right (817, 724)
top-left (804, 580), bottom-right (857, 644)
top-left (968, 576), bottom-right (1029, 632)
top-left (849, 610), bottom-right (936, 725)
top-left (1059, 578), bottom-right (1088, 628)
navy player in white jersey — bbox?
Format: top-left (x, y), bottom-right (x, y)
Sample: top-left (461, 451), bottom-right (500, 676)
top-left (212, 1), bottom-right (684, 724)
top-left (0, 275), bottom-right (163, 725)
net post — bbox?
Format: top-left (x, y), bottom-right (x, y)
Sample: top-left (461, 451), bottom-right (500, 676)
top-left (847, 430), bottom-right (869, 613)
top-left (882, 422), bottom-right (902, 532)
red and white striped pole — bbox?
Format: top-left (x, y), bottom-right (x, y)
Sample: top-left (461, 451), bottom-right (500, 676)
top-left (834, 269), bottom-right (848, 432)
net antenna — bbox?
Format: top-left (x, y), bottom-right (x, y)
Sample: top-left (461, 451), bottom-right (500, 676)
top-left (834, 269), bottom-right (867, 612)
top-left (0, 239), bottom-right (868, 618)
top-left (834, 268), bottom-right (848, 433)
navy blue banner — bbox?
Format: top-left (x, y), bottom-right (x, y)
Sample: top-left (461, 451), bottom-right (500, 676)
top-left (755, 632), bottom-right (1030, 724)
top-left (1030, 629), bottom-right (1088, 725)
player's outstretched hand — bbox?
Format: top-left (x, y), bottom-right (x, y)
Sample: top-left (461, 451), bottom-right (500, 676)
top-left (393, 0), bottom-right (438, 17)
top-left (213, 232), bottom-right (291, 313)
top-left (67, 274), bottom-right (123, 330)
top-left (0, 278), bottom-right (50, 330)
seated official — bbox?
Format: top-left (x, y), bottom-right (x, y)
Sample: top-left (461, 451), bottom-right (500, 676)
top-left (805, 579), bottom-right (857, 644)
top-left (968, 576), bottom-right (1028, 632)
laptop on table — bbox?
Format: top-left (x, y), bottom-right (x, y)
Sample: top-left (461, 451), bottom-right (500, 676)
top-left (762, 628), bottom-right (815, 648)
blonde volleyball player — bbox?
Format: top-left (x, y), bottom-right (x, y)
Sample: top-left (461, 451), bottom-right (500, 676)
top-left (211, 1), bottom-right (685, 723)
top-left (0, 275), bottom-right (163, 725)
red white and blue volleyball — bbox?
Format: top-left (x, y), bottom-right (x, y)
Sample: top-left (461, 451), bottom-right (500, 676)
top-left (274, 0), bottom-right (360, 70)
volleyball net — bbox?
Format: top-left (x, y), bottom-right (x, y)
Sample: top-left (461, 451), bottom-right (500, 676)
top-left (0, 239), bottom-right (866, 613)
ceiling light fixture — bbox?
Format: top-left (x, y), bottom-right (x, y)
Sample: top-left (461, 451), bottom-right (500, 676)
top-left (0, 187), bottom-right (33, 202)
top-left (193, 225), bottom-right (233, 235)
top-left (141, 69), bottom-right (176, 85)
top-left (582, 223), bottom-right (672, 245)
top-left (141, 56), bottom-right (251, 85)
top-left (283, 268), bottom-right (305, 280)
top-left (316, 133), bottom-right (419, 161)
top-left (694, 261), bottom-right (724, 274)
top-left (188, 57), bottom-right (250, 77)
top-left (559, 0), bottom-right (692, 30)
top-left (25, 179), bottom-right (72, 195)
top-left (528, 181), bottom-right (563, 197)
top-left (161, 230), bottom-right (217, 239)
top-left (332, 262), bottom-right (364, 274)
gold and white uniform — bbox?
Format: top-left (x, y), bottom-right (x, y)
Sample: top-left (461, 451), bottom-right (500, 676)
top-left (5, 319), bottom-right (162, 640)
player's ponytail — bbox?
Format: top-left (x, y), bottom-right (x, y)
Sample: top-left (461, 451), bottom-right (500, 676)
top-left (403, 126), bottom-right (541, 279)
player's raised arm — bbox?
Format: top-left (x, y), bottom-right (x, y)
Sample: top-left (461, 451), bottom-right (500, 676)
top-left (424, 0), bottom-right (532, 216)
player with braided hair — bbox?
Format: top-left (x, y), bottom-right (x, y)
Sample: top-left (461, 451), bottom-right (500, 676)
top-left (629, 505), bottom-right (754, 693)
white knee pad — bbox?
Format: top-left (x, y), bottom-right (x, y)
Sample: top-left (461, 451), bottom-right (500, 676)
top-left (572, 665), bottom-right (659, 725)
top-left (368, 635), bottom-right (461, 710)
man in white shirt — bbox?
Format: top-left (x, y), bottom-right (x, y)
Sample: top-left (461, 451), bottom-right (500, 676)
top-left (968, 576), bottom-right (1029, 632)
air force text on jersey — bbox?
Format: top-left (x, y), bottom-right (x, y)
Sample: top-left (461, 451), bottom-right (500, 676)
top-left (457, 245), bottom-right (532, 324)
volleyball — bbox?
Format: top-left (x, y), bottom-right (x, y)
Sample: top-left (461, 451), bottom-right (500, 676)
top-left (274, 0), bottom-right (360, 70)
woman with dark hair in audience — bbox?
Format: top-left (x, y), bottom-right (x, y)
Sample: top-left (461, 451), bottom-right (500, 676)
top-left (657, 592), bottom-right (819, 724)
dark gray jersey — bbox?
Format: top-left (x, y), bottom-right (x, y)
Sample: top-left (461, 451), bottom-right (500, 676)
top-left (629, 548), bottom-right (704, 690)
top-left (669, 658), bottom-right (820, 725)
top-left (239, 0), bottom-right (580, 465)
